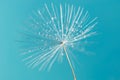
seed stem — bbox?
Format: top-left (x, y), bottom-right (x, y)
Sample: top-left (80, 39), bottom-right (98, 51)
top-left (63, 47), bottom-right (76, 80)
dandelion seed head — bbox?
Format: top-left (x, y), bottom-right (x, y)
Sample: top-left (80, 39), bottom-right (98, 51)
top-left (20, 3), bottom-right (97, 73)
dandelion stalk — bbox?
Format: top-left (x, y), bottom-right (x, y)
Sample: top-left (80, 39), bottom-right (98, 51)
top-left (63, 46), bottom-right (76, 80)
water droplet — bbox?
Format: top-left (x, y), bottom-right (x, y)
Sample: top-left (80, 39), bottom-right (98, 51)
top-left (51, 17), bottom-right (54, 20)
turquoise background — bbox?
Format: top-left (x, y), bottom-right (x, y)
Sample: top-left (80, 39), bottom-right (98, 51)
top-left (0, 0), bottom-right (120, 80)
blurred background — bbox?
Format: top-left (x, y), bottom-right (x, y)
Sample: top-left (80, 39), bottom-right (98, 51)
top-left (0, 0), bottom-right (120, 80)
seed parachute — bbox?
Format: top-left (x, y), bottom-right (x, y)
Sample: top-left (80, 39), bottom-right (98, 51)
top-left (20, 3), bottom-right (97, 80)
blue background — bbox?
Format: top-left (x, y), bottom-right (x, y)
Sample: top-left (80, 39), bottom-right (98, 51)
top-left (0, 0), bottom-right (120, 80)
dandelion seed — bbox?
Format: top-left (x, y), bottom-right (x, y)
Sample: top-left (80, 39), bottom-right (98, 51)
top-left (20, 4), bottom-right (97, 80)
